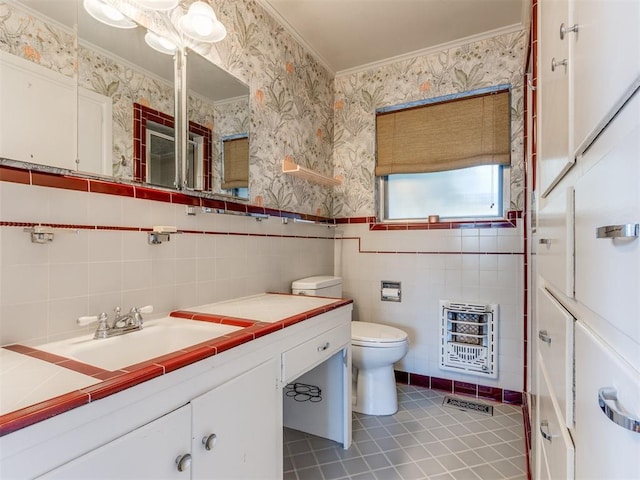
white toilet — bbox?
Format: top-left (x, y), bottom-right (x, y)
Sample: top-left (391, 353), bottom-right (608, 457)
top-left (291, 275), bottom-right (409, 416)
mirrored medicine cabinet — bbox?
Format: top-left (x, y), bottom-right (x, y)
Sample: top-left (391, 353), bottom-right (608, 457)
top-left (0, 0), bottom-right (250, 199)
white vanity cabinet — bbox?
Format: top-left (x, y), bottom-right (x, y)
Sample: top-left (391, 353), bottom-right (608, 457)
top-left (38, 405), bottom-right (192, 479)
top-left (0, 297), bottom-right (352, 480)
top-left (37, 360), bottom-right (279, 480)
top-left (190, 359), bottom-right (279, 479)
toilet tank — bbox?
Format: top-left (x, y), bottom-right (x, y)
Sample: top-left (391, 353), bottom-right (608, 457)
top-left (292, 275), bottom-right (343, 297)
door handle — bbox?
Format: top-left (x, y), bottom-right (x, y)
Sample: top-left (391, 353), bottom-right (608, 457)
top-left (598, 387), bottom-right (640, 433)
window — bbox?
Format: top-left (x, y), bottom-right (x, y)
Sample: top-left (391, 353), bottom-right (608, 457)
top-left (376, 87), bottom-right (511, 221)
top-left (221, 134), bottom-right (249, 198)
top-left (382, 165), bottom-right (504, 220)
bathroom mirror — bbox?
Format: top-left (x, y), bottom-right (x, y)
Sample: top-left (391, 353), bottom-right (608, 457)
top-left (1, 0), bottom-right (250, 198)
top-left (186, 48), bottom-right (250, 198)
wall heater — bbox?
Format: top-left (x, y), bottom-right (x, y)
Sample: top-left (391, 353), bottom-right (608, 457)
top-left (440, 300), bottom-right (498, 378)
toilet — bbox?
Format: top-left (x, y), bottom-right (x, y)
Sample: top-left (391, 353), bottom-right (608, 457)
top-left (291, 275), bottom-right (409, 416)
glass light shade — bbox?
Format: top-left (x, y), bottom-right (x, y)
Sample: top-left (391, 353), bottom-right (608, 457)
top-left (83, 0), bottom-right (137, 29)
top-left (178, 1), bottom-right (227, 42)
top-left (135, 0), bottom-right (179, 11)
top-left (144, 31), bottom-right (178, 55)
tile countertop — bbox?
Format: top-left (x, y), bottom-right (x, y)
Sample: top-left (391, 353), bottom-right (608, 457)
top-left (0, 293), bottom-right (352, 436)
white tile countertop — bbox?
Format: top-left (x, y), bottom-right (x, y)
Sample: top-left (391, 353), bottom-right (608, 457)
top-left (0, 349), bottom-right (100, 416)
top-left (0, 293), bottom-right (352, 435)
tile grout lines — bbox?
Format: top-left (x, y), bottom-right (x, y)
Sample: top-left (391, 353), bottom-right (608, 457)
top-left (284, 384), bottom-right (526, 480)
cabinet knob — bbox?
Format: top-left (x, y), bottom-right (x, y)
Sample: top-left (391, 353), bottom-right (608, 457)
top-left (539, 420), bottom-right (553, 442)
top-left (175, 453), bottom-right (192, 472)
top-left (202, 433), bottom-right (217, 451)
top-left (551, 57), bottom-right (568, 72)
top-left (538, 330), bottom-right (552, 344)
top-left (559, 23), bottom-right (579, 40)
top-left (317, 342), bottom-right (330, 352)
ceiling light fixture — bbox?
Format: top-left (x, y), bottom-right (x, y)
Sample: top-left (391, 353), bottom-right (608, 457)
top-left (177, 1), bottom-right (227, 43)
top-left (135, 0), bottom-right (180, 11)
top-left (83, 0), bottom-right (137, 29)
top-left (144, 30), bottom-right (178, 55)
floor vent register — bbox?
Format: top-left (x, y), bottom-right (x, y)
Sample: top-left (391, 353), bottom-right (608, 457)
top-left (442, 396), bottom-right (493, 416)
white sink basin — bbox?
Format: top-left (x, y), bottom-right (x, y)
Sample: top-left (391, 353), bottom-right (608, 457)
top-left (36, 317), bottom-right (242, 371)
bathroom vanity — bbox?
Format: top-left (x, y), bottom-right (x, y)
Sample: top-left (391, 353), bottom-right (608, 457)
top-left (0, 294), bottom-right (353, 479)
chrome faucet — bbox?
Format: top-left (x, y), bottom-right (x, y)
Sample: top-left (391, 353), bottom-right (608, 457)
top-left (78, 305), bottom-right (154, 339)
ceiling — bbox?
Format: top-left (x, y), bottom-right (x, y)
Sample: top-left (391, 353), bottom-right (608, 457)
top-left (259, 0), bottom-right (527, 75)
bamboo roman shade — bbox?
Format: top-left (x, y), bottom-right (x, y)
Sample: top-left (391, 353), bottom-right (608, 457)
top-left (222, 136), bottom-right (249, 189)
top-left (375, 90), bottom-right (511, 176)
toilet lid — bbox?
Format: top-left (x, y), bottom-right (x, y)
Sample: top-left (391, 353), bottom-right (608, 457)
top-left (351, 321), bottom-right (408, 345)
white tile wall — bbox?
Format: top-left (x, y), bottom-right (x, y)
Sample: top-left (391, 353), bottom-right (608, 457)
top-left (336, 221), bottom-right (525, 392)
top-left (0, 183), bottom-right (334, 346)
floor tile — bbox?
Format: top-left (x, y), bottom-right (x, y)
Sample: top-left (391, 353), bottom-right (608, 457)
top-left (283, 386), bottom-right (526, 480)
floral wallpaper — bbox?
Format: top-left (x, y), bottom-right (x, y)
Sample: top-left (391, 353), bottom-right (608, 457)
top-left (1, 0), bottom-right (526, 218)
top-left (332, 31), bottom-right (527, 218)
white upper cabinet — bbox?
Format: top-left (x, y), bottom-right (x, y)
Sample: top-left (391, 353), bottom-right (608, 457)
top-left (571, 0), bottom-right (640, 157)
top-left (574, 91), bottom-right (640, 348)
top-left (537, 0), bottom-right (573, 197)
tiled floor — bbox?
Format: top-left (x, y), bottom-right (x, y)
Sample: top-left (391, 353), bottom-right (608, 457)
top-left (283, 384), bottom-right (527, 480)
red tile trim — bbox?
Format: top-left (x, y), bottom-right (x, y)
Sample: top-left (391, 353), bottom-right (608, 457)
top-left (394, 370), bottom-right (409, 384)
top-left (135, 186), bottom-right (172, 202)
top-left (0, 163), bottom-right (336, 226)
top-left (0, 391), bottom-right (91, 436)
top-left (81, 365), bottom-right (164, 402)
top-left (32, 172), bottom-right (89, 192)
top-left (89, 180), bottom-right (135, 197)
top-left (478, 385), bottom-right (504, 402)
top-left (430, 376), bottom-right (454, 393)
top-left (0, 165), bottom-right (30, 184)
top-left (395, 370), bottom-right (523, 407)
top-left (454, 381), bottom-right (478, 397)
top-left (503, 390), bottom-right (524, 405)
top-left (171, 192), bottom-right (201, 206)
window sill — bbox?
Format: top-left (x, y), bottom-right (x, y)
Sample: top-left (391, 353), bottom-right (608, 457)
top-left (335, 211), bottom-right (522, 231)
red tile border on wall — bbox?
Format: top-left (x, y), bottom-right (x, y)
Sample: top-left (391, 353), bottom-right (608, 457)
top-left (396, 370), bottom-right (524, 407)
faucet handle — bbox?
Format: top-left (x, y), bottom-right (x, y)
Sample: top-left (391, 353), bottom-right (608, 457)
top-left (138, 305), bottom-right (153, 314)
top-left (78, 312), bottom-right (108, 327)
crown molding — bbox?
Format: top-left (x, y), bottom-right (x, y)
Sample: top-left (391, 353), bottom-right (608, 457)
top-left (257, 0), bottom-right (336, 75)
top-left (335, 23), bottom-right (526, 78)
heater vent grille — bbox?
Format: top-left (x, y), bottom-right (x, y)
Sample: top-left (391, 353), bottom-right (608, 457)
top-left (440, 300), bottom-right (498, 378)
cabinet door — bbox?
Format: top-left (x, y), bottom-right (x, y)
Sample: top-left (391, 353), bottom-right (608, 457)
top-left (574, 322), bottom-right (640, 480)
top-left (537, 287), bottom-right (574, 427)
top-left (191, 359), bottom-right (279, 479)
top-left (537, 0), bottom-right (573, 196)
top-left (537, 186), bottom-right (574, 297)
top-left (574, 92), bottom-right (640, 347)
top-left (571, 0), bottom-right (640, 156)
top-left (536, 361), bottom-right (575, 480)
top-left (38, 405), bottom-right (192, 479)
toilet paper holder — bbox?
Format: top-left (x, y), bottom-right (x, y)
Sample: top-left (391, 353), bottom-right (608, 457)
top-left (381, 281), bottom-right (401, 302)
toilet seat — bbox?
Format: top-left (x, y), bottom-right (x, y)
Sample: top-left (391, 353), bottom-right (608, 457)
top-left (351, 321), bottom-right (408, 348)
